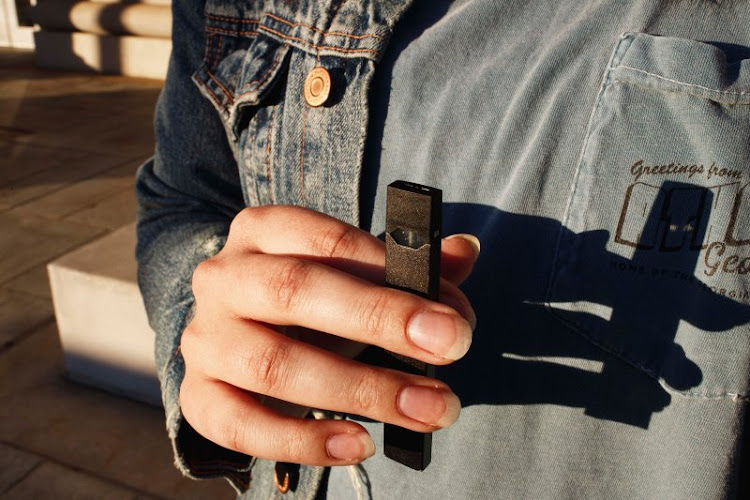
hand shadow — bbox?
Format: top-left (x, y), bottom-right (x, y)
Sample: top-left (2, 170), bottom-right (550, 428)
top-left (363, 181), bottom-right (750, 430)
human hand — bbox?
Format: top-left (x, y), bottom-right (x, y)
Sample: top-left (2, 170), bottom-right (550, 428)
top-left (179, 206), bottom-right (478, 466)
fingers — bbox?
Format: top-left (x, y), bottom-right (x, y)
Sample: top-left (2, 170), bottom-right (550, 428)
top-left (225, 206), bottom-right (481, 287)
top-left (225, 206), bottom-right (386, 282)
top-left (182, 320), bottom-right (461, 433)
top-left (183, 206), bottom-right (480, 466)
top-left (441, 234), bottom-right (481, 286)
top-left (179, 374), bottom-right (376, 465)
top-left (197, 253), bottom-right (473, 364)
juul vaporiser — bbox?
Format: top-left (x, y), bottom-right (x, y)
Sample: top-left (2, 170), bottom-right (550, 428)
top-left (383, 180), bottom-right (442, 471)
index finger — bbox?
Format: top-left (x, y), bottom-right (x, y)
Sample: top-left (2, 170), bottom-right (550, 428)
top-left (225, 206), bottom-right (385, 281)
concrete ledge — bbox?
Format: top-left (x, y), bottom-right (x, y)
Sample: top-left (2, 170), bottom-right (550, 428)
top-left (34, 30), bottom-right (170, 79)
top-left (34, 1), bottom-right (172, 39)
top-left (48, 223), bottom-right (161, 406)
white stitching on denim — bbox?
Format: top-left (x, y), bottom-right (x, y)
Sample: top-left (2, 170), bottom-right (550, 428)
top-left (611, 78), bottom-right (750, 105)
top-left (618, 64), bottom-right (750, 96)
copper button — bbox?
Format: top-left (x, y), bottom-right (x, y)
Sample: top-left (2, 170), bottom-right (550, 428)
top-left (303, 67), bottom-right (331, 107)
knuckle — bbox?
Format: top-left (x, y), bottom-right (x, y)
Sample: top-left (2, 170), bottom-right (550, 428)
top-left (349, 368), bottom-right (381, 414)
top-left (179, 324), bottom-right (200, 366)
top-left (179, 378), bottom-right (210, 436)
top-left (356, 288), bottom-right (394, 340)
top-left (228, 206), bottom-right (272, 247)
top-left (223, 407), bottom-right (251, 453)
top-left (311, 224), bottom-right (359, 259)
top-left (191, 257), bottom-right (221, 297)
top-left (282, 422), bottom-right (308, 463)
top-left (244, 339), bottom-right (291, 393)
top-left (178, 378), bottom-right (253, 455)
top-left (266, 259), bottom-right (312, 310)
top-left (178, 379), bottom-right (195, 419)
top-left (229, 207), bottom-right (257, 236)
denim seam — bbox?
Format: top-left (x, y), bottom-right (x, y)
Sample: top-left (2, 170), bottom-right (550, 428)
top-left (258, 25), bottom-right (380, 56)
top-left (611, 77), bottom-right (750, 106)
top-left (205, 13), bottom-right (259, 25)
top-left (207, 71), bottom-right (235, 104)
top-left (300, 105), bottom-right (308, 203)
top-left (265, 12), bottom-right (385, 41)
top-left (204, 25), bottom-right (380, 56)
top-left (206, 12), bottom-right (383, 41)
top-left (618, 64), bottom-right (750, 96)
top-left (203, 82), bottom-right (226, 112)
top-left (212, 34), bottom-right (223, 70)
top-left (545, 35), bottom-right (629, 304)
top-left (266, 104), bottom-right (276, 185)
top-left (206, 26), bottom-right (260, 37)
top-left (206, 33), bottom-right (215, 70)
top-left (192, 70), bottom-right (229, 114)
top-left (205, 22), bottom-right (381, 57)
top-left (241, 118), bottom-right (260, 207)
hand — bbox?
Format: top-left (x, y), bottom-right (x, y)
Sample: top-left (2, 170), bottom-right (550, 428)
top-left (179, 206), bottom-right (478, 466)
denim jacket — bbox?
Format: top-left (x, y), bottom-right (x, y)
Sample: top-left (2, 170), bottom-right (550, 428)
top-left (137, 1), bottom-right (750, 498)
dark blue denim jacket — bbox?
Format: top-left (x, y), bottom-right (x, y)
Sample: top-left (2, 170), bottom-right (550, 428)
top-left (137, 1), bottom-right (750, 498)
top-left (136, 1), bottom-right (416, 497)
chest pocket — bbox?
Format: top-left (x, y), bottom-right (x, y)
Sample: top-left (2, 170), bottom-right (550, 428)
top-left (190, 4), bottom-right (382, 223)
top-left (191, 14), bottom-right (292, 206)
top-left (548, 33), bottom-right (750, 399)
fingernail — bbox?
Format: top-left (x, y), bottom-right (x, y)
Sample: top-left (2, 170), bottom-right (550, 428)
top-left (445, 234), bottom-right (481, 261)
top-left (397, 385), bottom-right (461, 427)
top-left (326, 432), bottom-right (375, 461)
top-left (407, 311), bottom-right (472, 360)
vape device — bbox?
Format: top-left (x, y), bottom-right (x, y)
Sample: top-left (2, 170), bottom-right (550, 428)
top-left (383, 180), bottom-right (442, 471)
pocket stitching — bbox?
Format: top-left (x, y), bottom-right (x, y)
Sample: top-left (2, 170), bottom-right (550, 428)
top-left (545, 35), bottom-right (630, 303)
top-left (618, 64), bottom-right (750, 96)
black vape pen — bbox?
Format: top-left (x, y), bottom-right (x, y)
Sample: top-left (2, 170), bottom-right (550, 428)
top-left (383, 180), bottom-right (442, 471)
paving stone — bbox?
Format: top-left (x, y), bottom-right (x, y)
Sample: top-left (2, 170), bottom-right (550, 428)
top-left (12, 163), bottom-right (137, 219)
top-left (3, 461), bottom-right (141, 500)
top-left (0, 88), bottom-right (159, 158)
top-left (64, 185), bottom-right (138, 229)
top-left (0, 48), bottom-right (34, 68)
top-left (0, 64), bottom-right (161, 158)
top-left (3, 264), bottom-right (52, 299)
top-left (0, 210), bottom-right (103, 285)
top-left (0, 51), bottom-right (230, 499)
top-left (0, 288), bottom-right (53, 349)
top-left (0, 323), bottom-right (233, 499)
top-left (0, 141), bottom-right (129, 209)
top-left (0, 69), bottom-right (161, 101)
top-left (0, 443), bottom-right (42, 494)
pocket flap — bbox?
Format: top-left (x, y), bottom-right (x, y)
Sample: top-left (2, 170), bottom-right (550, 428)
top-left (193, 32), bottom-right (291, 138)
top-left (614, 33), bottom-right (750, 103)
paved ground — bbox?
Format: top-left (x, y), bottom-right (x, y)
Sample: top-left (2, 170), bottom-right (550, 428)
top-left (0, 48), bottom-right (233, 499)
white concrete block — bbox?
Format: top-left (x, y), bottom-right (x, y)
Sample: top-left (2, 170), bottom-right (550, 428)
top-left (34, 30), bottom-right (171, 80)
top-left (34, 1), bottom-right (172, 39)
top-left (48, 222), bottom-right (161, 406)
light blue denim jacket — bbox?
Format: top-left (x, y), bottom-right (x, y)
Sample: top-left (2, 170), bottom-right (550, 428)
top-left (137, 1), bottom-right (750, 498)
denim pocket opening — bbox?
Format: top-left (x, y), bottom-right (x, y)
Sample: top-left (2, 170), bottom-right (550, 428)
top-left (193, 29), bottom-right (291, 143)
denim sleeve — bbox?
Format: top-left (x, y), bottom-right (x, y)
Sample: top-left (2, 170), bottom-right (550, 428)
top-left (134, 0), bottom-right (256, 490)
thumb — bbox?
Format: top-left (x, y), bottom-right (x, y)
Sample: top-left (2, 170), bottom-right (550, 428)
top-left (441, 234), bottom-right (481, 286)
